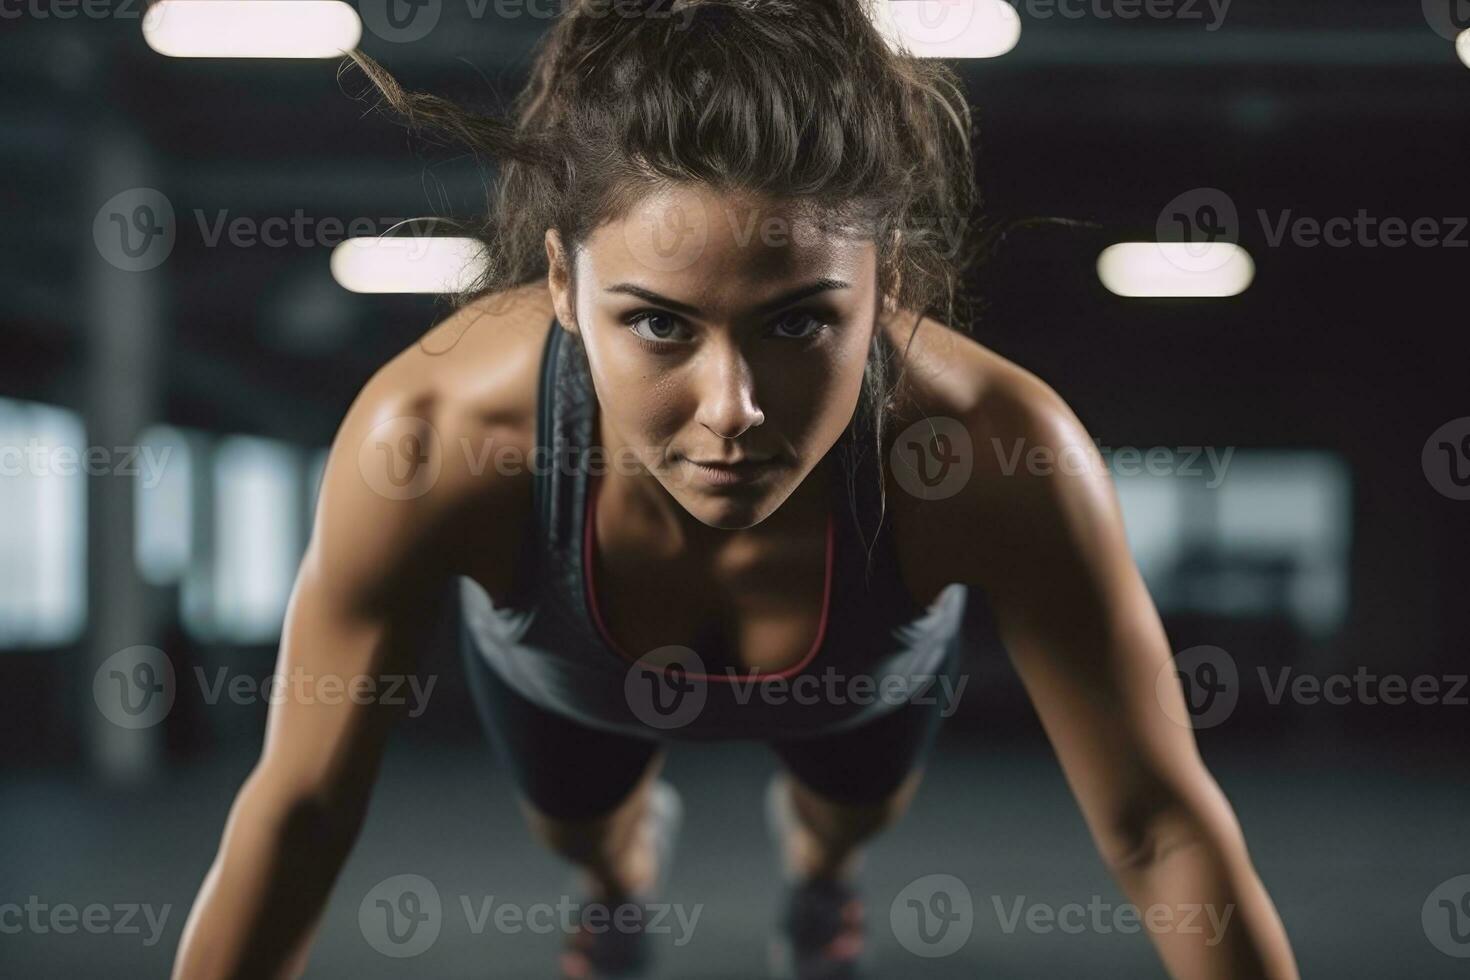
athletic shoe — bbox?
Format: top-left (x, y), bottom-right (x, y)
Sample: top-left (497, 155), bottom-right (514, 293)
top-left (764, 773), bottom-right (872, 980)
top-left (559, 779), bottom-right (683, 979)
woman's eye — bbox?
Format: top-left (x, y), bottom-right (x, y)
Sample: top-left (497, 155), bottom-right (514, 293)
top-left (772, 312), bottom-right (828, 341)
top-left (625, 310), bottom-right (828, 347)
top-left (627, 312), bottom-right (689, 344)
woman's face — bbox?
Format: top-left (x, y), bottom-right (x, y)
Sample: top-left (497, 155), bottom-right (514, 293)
top-left (546, 184), bottom-right (882, 534)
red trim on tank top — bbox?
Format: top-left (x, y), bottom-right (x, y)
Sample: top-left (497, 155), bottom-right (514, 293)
top-left (582, 470), bottom-right (835, 683)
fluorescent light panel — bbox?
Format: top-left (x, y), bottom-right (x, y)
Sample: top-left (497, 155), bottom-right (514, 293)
top-left (330, 237), bottom-right (488, 294)
top-left (1097, 242), bottom-right (1255, 297)
top-left (143, 0), bottom-right (362, 58)
top-left (873, 0), bottom-right (1021, 58)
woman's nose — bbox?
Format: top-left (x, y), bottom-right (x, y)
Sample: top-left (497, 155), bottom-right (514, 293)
top-left (693, 348), bottom-right (765, 439)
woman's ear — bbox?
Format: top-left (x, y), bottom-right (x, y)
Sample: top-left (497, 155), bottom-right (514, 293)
top-left (881, 277), bottom-right (902, 316)
top-left (880, 229), bottom-right (903, 316)
top-left (544, 228), bottom-right (578, 335)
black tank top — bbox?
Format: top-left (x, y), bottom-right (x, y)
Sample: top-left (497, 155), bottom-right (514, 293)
top-left (459, 316), bottom-right (969, 740)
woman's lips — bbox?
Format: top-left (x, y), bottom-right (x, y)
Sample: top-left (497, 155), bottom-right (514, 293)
top-left (683, 458), bottom-right (779, 486)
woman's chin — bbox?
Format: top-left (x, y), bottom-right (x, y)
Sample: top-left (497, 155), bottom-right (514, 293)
top-left (689, 501), bottom-right (769, 532)
top-left (665, 489), bottom-right (775, 532)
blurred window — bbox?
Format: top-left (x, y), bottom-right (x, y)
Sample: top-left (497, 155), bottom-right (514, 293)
top-left (134, 425), bottom-right (193, 586)
top-left (1113, 448), bottom-right (1351, 635)
top-left (196, 436), bottom-right (304, 644)
top-left (0, 398), bottom-right (88, 647)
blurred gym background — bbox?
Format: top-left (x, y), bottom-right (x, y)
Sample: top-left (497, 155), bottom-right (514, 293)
top-left (3, 1), bottom-right (1469, 976)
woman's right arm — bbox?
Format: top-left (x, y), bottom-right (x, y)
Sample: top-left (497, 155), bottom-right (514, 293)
top-left (172, 377), bottom-right (464, 980)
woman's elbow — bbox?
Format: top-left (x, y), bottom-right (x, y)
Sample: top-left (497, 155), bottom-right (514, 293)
top-left (1096, 770), bottom-right (1250, 876)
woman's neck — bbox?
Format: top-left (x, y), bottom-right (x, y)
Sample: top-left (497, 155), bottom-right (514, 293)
top-left (593, 408), bottom-right (833, 565)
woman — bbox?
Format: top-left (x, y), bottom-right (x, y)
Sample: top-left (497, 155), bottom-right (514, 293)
top-left (173, 1), bottom-right (1300, 978)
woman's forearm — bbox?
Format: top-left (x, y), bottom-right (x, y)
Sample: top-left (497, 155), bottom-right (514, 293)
top-left (1106, 814), bottom-right (1299, 980)
top-left (172, 773), bottom-right (360, 980)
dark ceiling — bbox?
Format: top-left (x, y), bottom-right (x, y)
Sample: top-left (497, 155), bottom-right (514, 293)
top-left (2, 1), bottom-right (1467, 447)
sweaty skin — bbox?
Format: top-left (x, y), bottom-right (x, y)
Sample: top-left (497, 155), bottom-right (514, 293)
top-left (172, 186), bottom-right (1298, 979)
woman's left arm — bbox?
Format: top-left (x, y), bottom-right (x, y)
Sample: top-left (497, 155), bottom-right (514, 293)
top-left (950, 371), bottom-right (1300, 980)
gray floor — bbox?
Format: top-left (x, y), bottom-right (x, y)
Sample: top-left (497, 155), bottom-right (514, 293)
top-left (3, 730), bottom-right (1467, 978)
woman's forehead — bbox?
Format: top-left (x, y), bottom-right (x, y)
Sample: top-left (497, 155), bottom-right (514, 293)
top-left (579, 187), bottom-right (879, 291)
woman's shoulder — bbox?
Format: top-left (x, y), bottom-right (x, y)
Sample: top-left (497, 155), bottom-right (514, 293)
top-left (366, 278), bottom-right (556, 469)
top-left (882, 311), bottom-right (1102, 593)
top-left (880, 310), bottom-right (1070, 458)
top-left (335, 281), bottom-right (559, 596)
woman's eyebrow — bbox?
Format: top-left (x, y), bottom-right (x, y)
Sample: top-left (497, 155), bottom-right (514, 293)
top-left (603, 278), bottom-right (851, 318)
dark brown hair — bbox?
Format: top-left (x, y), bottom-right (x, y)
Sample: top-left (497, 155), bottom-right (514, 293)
top-left (343, 0), bottom-right (987, 566)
